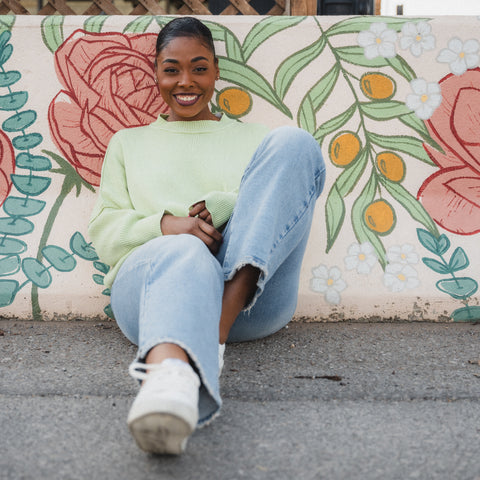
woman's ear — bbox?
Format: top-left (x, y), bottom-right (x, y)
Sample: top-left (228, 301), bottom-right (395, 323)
top-left (214, 57), bottom-right (220, 81)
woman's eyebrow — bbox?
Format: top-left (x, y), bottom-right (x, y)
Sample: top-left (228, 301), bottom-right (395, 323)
top-left (161, 56), bottom-right (209, 64)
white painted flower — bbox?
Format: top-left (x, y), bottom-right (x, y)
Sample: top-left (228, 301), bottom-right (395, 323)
top-left (344, 242), bottom-right (378, 275)
top-left (399, 21), bottom-right (435, 57)
top-left (383, 263), bottom-right (420, 292)
top-left (310, 265), bottom-right (347, 305)
top-left (386, 244), bottom-right (419, 265)
top-left (437, 37), bottom-right (479, 75)
top-left (358, 22), bottom-right (397, 60)
top-left (405, 78), bottom-right (442, 120)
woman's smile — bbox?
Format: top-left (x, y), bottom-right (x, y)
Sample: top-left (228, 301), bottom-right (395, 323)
top-left (174, 94), bottom-right (201, 106)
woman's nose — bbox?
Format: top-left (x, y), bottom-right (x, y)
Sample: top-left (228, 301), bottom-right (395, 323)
top-left (178, 71), bottom-right (193, 86)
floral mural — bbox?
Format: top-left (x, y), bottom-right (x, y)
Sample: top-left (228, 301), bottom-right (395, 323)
top-left (0, 14), bottom-right (478, 321)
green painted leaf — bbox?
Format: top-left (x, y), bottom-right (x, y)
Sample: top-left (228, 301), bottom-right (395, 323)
top-left (0, 279), bottom-right (18, 307)
top-left (102, 288), bottom-right (111, 296)
top-left (336, 46), bottom-right (389, 68)
top-left (0, 71), bottom-right (21, 88)
top-left (11, 174), bottom-right (51, 196)
top-left (297, 93), bottom-right (316, 133)
top-left (437, 234), bottom-right (450, 255)
top-left (155, 16), bottom-right (174, 29)
top-left (70, 231), bottom-right (98, 261)
top-left (41, 16), bottom-right (64, 53)
top-left (104, 303), bottom-right (114, 318)
top-left (16, 153), bottom-right (52, 171)
top-left (2, 110), bottom-right (37, 132)
top-left (217, 56), bottom-right (291, 118)
top-left (0, 218), bottom-right (34, 236)
top-left (94, 261), bottom-right (110, 274)
top-left (0, 255), bottom-right (19, 276)
top-left (399, 113), bottom-right (444, 153)
top-left (0, 238), bottom-right (27, 255)
top-left (335, 148), bottom-right (369, 197)
top-left (0, 16), bottom-right (15, 36)
top-left (124, 16), bottom-right (154, 33)
top-left (448, 247), bottom-right (469, 272)
top-left (84, 16), bottom-right (109, 33)
top-left (0, 43), bottom-right (12, 67)
top-left (422, 257), bottom-right (449, 274)
top-left (325, 185), bottom-right (346, 252)
top-left (203, 21), bottom-right (231, 42)
top-left (225, 30), bottom-right (244, 62)
top-left (314, 104), bottom-right (356, 144)
top-left (3, 197), bottom-right (45, 217)
top-left (417, 228), bottom-right (440, 255)
top-left (275, 36), bottom-right (326, 100)
top-left (22, 258), bottom-right (52, 288)
top-left (437, 277), bottom-right (478, 300)
top-left (242, 17), bottom-right (305, 61)
top-left (451, 305), bottom-right (480, 322)
top-left (325, 16), bottom-right (425, 36)
top-left (380, 178), bottom-right (439, 236)
top-left (12, 133), bottom-right (43, 151)
top-left (42, 245), bottom-right (77, 272)
top-left (368, 132), bottom-right (434, 166)
top-left (309, 64), bottom-right (340, 111)
top-left (0, 92), bottom-right (28, 111)
top-left (386, 55), bottom-right (416, 82)
top-left (360, 101), bottom-right (410, 120)
top-left (93, 274), bottom-right (104, 285)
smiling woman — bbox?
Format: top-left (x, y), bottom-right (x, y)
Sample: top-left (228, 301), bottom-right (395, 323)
top-left (88, 16), bottom-right (326, 457)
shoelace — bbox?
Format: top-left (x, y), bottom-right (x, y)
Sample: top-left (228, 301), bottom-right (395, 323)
top-left (129, 362), bottom-right (166, 382)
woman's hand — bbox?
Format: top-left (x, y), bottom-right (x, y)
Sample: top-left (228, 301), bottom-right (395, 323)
top-left (160, 214), bottom-right (222, 254)
top-left (189, 201), bottom-right (213, 225)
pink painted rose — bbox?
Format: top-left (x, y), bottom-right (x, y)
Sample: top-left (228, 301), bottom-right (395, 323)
top-left (418, 68), bottom-right (480, 235)
top-left (0, 130), bottom-right (15, 205)
top-left (49, 30), bottom-right (168, 186)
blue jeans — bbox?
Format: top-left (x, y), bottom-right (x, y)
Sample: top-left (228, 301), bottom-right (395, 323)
top-left (111, 126), bottom-right (326, 426)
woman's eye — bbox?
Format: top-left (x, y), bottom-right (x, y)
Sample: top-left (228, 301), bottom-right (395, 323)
top-left (194, 67), bottom-right (208, 72)
top-left (164, 68), bottom-right (177, 73)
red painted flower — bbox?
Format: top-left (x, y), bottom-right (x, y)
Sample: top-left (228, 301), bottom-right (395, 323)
top-left (418, 68), bottom-right (480, 235)
top-left (0, 130), bottom-right (15, 205)
top-left (49, 30), bottom-right (168, 186)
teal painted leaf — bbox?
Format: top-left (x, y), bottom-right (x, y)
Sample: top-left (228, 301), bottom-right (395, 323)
top-left (225, 30), bottom-right (244, 62)
top-left (437, 234), bottom-right (450, 255)
top-left (325, 185), bottom-right (346, 252)
top-left (102, 288), bottom-right (111, 296)
top-left (16, 153), bottom-right (52, 171)
top-left (3, 197), bottom-right (46, 217)
top-left (217, 56), bottom-right (291, 118)
top-left (416, 228), bottom-right (439, 255)
top-left (124, 16), bottom-right (154, 33)
top-left (386, 55), bottom-right (416, 82)
top-left (12, 133), bottom-right (43, 151)
top-left (104, 303), bottom-right (114, 318)
top-left (42, 245), bottom-right (77, 272)
top-left (368, 132), bottom-right (434, 166)
top-left (451, 306), bottom-right (480, 322)
top-left (22, 258), bottom-right (52, 288)
top-left (0, 238), bottom-right (27, 255)
top-left (0, 31), bottom-right (11, 49)
top-left (325, 16), bottom-right (424, 36)
top-left (2, 110), bottom-right (37, 132)
top-left (242, 17), bottom-right (305, 61)
top-left (84, 15), bottom-right (109, 33)
top-left (360, 101), bottom-right (411, 120)
top-left (314, 104), bottom-right (356, 144)
top-left (380, 178), bottom-right (439, 236)
top-left (0, 92), bottom-right (28, 111)
top-left (275, 36), bottom-right (326, 100)
top-left (0, 279), bottom-right (18, 307)
top-left (0, 43), bottom-right (12, 67)
top-left (41, 16), bottom-right (64, 53)
top-left (93, 274), bottom-right (104, 285)
top-left (437, 277), bottom-right (478, 300)
top-left (335, 148), bottom-right (369, 197)
top-left (0, 71), bottom-right (21, 88)
top-left (336, 46), bottom-right (389, 68)
top-left (94, 261), bottom-right (110, 274)
top-left (11, 174), bottom-right (51, 196)
top-left (0, 218), bottom-right (34, 236)
top-left (0, 255), bottom-right (20, 276)
top-left (309, 64), bottom-right (340, 111)
top-left (399, 113), bottom-right (444, 153)
top-left (422, 257), bottom-right (449, 274)
top-left (448, 247), bottom-right (469, 272)
top-left (0, 16), bottom-right (15, 36)
top-left (70, 231), bottom-right (99, 261)
top-left (297, 93), bottom-right (316, 133)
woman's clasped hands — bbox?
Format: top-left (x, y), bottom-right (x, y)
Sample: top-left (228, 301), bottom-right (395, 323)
top-left (160, 201), bottom-right (223, 254)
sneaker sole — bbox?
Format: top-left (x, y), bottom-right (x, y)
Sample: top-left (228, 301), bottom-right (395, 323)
top-left (129, 412), bottom-right (193, 455)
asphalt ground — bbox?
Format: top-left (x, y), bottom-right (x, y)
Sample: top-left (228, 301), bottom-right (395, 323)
top-left (1, 319), bottom-right (479, 480)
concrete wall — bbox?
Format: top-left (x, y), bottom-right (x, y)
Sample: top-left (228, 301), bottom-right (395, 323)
top-left (0, 14), bottom-right (479, 322)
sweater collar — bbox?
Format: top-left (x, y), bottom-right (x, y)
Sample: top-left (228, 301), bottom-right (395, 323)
top-left (151, 113), bottom-right (234, 133)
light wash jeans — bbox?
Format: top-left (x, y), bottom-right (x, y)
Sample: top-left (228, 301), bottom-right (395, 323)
top-left (111, 126), bottom-right (326, 426)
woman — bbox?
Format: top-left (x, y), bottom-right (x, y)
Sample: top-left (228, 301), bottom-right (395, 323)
top-left (88, 17), bottom-right (325, 455)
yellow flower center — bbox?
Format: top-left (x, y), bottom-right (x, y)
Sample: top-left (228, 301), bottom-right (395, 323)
top-left (459, 51), bottom-right (465, 58)
top-left (376, 37), bottom-right (382, 44)
top-left (416, 34), bottom-right (422, 41)
top-left (401, 253), bottom-right (406, 260)
top-left (327, 278), bottom-right (334, 286)
top-left (397, 273), bottom-right (406, 282)
top-left (358, 253), bottom-right (366, 261)
top-left (421, 94), bottom-right (429, 103)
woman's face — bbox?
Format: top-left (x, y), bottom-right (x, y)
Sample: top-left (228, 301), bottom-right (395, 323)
top-left (155, 36), bottom-right (219, 122)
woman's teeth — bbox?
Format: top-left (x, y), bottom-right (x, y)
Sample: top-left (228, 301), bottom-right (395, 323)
top-left (175, 95), bottom-right (199, 105)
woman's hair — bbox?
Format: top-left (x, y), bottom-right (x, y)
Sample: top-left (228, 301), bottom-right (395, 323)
top-left (155, 17), bottom-right (216, 58)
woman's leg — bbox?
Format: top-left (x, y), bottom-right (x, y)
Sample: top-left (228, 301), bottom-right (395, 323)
top-left (217, 126), bottom-right (326, 342)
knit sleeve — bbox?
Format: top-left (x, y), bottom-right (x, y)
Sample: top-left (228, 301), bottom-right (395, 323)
top-left (88, 134), bottom-right (164, 269)
top-left (202, 190), bottom-right (238, 229)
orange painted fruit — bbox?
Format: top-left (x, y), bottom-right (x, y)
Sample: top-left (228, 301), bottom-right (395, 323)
top-left (376, 152), bottom-right (405, 182)
top-left (364, 199), bottom-right (396, 235)
top-left (360, 73), bottom-right (396, 101)
top-left (329, 131), bottom-right (361, 167)
top-left (217, 88), bottom-right (252, 118)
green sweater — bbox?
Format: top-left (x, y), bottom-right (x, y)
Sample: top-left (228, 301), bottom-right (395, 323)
top-left (88, 114), bottom-right (269, 288)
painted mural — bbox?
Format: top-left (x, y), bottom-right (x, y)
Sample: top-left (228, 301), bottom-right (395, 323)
top-left (0, 14), bottom-right (478, 321)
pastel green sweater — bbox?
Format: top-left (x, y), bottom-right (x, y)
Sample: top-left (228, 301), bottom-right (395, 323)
top-left (88, 114), bottom-right (269, 288)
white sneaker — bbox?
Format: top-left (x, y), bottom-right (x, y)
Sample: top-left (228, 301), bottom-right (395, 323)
top-left (127, 359), bottom-right (200, 455)
top-left (219, 343), bottom-right (225, 376)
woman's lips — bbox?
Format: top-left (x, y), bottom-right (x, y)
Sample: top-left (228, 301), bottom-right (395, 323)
top-left (174, 94), bottom-right (200, 106)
